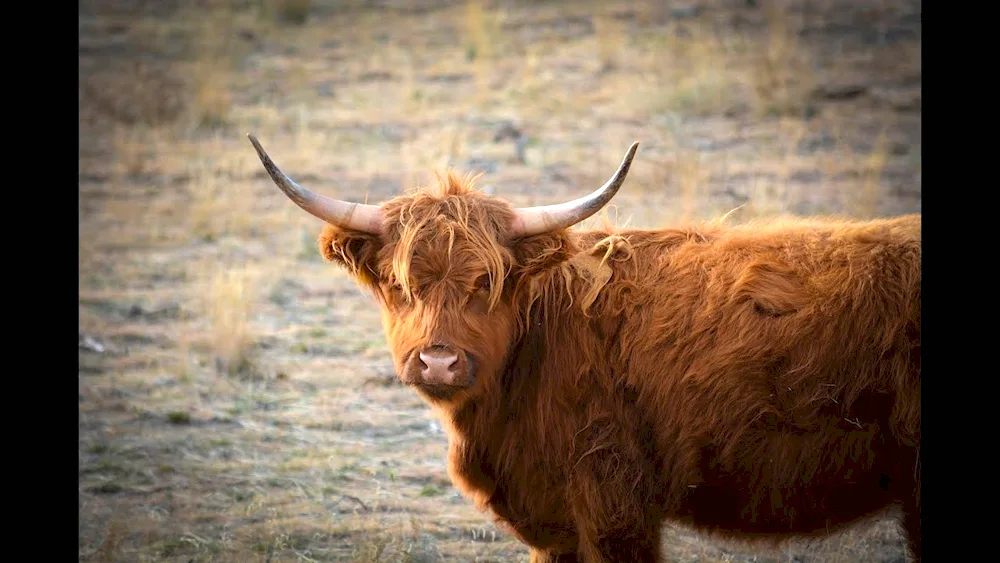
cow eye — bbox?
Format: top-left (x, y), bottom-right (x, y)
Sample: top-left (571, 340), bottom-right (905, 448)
top-left (385, 281), bottom-right (405, 297)
top-left (474, 275), bottom-right (490, 291)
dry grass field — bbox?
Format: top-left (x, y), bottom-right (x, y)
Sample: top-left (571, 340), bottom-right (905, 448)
top-left (78, 0), bottom-right (920, 561)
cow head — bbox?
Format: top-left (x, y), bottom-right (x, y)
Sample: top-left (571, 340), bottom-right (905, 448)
top-left (247, 134), bottom-right (638, 403)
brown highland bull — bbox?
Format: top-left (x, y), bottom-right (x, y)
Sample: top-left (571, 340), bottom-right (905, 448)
top-left (247, 134), bottom-right (921, 563)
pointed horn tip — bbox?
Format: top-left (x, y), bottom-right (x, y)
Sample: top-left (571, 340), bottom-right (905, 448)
top-left (610, 141), bottom-right (640, 181)
top-left (246, 133), bottom-right (265, 155)
top-left (246, 135), bottom-right (275, 170)
top-left (625, 141), bottom-right (640, 160)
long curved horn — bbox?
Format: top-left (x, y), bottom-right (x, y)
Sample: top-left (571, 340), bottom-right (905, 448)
top-left (510, 141), bottom-right (639, 237)
top-left (247, 134), bottom-right (383, 234)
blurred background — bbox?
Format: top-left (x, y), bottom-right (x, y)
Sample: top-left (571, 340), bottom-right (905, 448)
top-left (79, 0), bottom-right (920, 561)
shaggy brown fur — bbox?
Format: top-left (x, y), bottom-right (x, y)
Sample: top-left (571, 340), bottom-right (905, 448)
top-left (316, 172), bottom-right (921, 563)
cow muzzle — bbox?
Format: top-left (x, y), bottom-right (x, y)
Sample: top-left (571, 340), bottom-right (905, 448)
top-left (402, 344), bottom-right (474, 389)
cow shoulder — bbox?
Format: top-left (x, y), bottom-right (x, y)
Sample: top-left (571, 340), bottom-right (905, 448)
top-left (733, 258), bottom-right (810, 317)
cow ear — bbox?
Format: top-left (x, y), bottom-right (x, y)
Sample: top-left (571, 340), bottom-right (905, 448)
top-left (511, 231), bottom-right (576, 279)
top-left (318, 225), bottom-right (382, 287)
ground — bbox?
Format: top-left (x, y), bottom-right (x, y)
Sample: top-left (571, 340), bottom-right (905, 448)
top-left (78, 0), bottom-right (920, 561)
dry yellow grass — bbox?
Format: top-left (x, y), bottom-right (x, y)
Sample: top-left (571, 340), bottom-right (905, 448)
top-left (464, 0), bottom-right (508, 105)
top-left (201, 262), bottom-right (257, 375)
top-left (855, 128), bottom-right (890, 218)
top-left (749, 0), bottom-right (815, 118)
top-left (594, 14), bottom-right (625, 72)
top-left (79, 0), bottom-right (919, 560)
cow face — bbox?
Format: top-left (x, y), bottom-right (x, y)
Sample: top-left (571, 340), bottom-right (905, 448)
top-left (319, 178), bottom-right (521, 403)
top-left (245, 134), bottom-right (637, 403)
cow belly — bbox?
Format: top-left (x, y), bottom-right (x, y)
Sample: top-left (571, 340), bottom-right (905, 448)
top-left (660, 392), bottom-right (917, 537)
top-left (673, 475), bottom-right (899, 537)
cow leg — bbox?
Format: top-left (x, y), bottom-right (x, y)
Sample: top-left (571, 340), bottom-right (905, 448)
top-left (529, 548), bottom-right (580, 562)
top-left (571, 520), bottom-right (661, 563)
top-left (592, 527), bottom-right (662, 563)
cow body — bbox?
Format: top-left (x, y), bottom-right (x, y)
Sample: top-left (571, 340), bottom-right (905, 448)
top-left (431, 214), bottom-right (921, 562)
top-left (248, 136), bottom-right (920, 563)
top-left (326, 205), bottom-right (920, 563)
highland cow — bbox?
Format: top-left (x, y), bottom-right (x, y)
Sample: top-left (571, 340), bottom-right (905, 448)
top-left (248, 134), bottom-right (921, 563)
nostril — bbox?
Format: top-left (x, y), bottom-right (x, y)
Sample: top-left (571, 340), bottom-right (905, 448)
top-left (419, 350), bottom-right (459, 374)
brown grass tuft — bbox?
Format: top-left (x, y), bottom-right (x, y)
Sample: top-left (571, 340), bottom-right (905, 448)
top-left (854, 128), bottom-right (890, 218)
top-left (200, 262), bottom-right (258, 376)
top-left (265, 0), bottom-right (312, 25)
top-left (594, 14), bottom-right (624, 72)
top-left (96, 517), bottom-right (128, 563)
top-left (641, 23), bottom-right (746, 118)
top-left (748, 0), bottom-right (815, 117)
top-left (464, 0), bottom-right (506, 104)
top-left (190, 60), bottom-right (233, 129)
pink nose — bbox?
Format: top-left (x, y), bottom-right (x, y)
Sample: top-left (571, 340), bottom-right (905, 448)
top-left (418, 347), bottom-right (460, 384)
